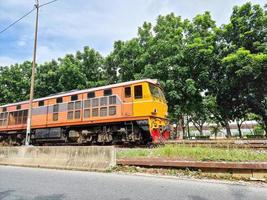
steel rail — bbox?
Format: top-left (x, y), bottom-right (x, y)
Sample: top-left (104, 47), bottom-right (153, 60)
top-left (117, 158), bottom-right (267, 170)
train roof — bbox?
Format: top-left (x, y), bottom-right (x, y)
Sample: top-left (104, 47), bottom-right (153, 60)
top-left (0, 79), bottom-right (158, 108)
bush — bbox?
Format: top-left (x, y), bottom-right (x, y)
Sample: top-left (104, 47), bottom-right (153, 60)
top-left (195, 135), bottom-right (210, 140)
top-left (253, 125), bottom-right (265, 136)
top-left (246, 135), bottom-right (266, 139)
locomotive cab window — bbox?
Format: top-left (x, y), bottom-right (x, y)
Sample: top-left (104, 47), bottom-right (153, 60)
top-left (104, 89), bottom-right (112, 96)
top-left (134, 85), bottom-right (143, 99)
top-left (125, 87), bottom-right (131, 98)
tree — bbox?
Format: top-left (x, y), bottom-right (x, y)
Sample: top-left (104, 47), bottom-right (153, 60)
top-left (206, 3), bottom-right (267, 137)
top-left (223, 2), bottom-right (267, 54)
top-left (0, 61), bottom-right (31, 104)
top-left (76, 46), bottom-right (106, 88)
top-left (35, 60), bottom-right (61, 98)
top-left (191, 96), bottom-right (214, 135)
top-left (35, 46), bottom-right (106, 97)
top-left (222, 48), bottom-right (267, 136)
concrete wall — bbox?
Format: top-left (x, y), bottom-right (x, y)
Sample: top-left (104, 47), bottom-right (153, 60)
top-left (0, 146), bottom-right (116, 171)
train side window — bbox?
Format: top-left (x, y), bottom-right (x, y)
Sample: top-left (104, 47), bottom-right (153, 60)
top-left (53, 104), bottom-right (59, 121)
top-left (87, 92), bottom-right (95, 99)
top-left (2, 107), bottom-right (7, 112)
top-left (104, 89), bottom-right (112, 96)
top-left (109, 106), bottom-right (116, 116)
top-left (100, 107), bottom-right (107, 117)
top-left (14, 112), bottom-right (18, 124)
top-left (18, 111), bottom-right (23, 124)
top-left (74, 110), bottom-right (80, 119)
top-left (84, 109), bottom-right (90, 118)
top-left (53, 113), bottom-right (58, 121)
top-left (38, 101), bottom-right (44, 107)
top-left (92, 99), bottom-right (99, 107)
top-left (53, 104), bottom-right (59, 112)
top-left (23, 110), bottom-right (28, 124)
top-left (84, 100), bottom-right (91, 108)
top-left (56, 97), bottom-right (63, 103)
top-left (125, 87), bottom-right (131, 98)
top-left (109, 96), bottom-right (116, 105)
top-left (75, 101), bottom-right (81, 109)
top-left (0, 112), bottom-right (8, 126)
top-left (67, 111), bottom-right (73, 120)
top-left (1, 120), bottom-right (6, 126)
top-left (100, 97), bottom-right (108, 106)
top-left (134, 85), bottom-right (143, 99)
top-left (16, 105), bottom-right (21, 110)
top-left (68, 102), bottom-right (74, 110)
top-left (92, 108), bottom-right (98, 117)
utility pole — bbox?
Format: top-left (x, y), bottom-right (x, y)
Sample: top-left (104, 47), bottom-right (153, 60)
top-left (25, 0), bottom-right (39, 146)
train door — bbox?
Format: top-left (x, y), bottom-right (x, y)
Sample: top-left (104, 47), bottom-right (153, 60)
top-left (121, 86), bottom-right (133, 117)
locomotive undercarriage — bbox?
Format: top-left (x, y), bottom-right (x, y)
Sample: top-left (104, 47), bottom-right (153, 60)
top-left (0, 120), bottom-right (151, 146)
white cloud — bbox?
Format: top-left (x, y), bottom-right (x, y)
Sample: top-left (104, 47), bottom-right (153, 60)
top-left (36, 45), bottom-right (75, 63)
top-left (17, 40), bottom-right (26, 47)
top-left (0, 0), bottom-right (266, 64)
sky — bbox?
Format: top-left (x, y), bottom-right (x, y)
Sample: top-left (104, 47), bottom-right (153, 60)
top-left (0, 0), bottom-right (266, 66)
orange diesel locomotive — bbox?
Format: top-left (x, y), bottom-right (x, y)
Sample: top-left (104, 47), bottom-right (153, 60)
top-left (0, 79), bottom-right (170, 145)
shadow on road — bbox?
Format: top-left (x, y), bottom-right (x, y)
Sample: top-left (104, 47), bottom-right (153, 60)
top-left (0, 191), bottom-right (65, 200)
top-left (0, 190), bottom-right (15, 200)
top-left (33, 194), bottom-right (65, 200)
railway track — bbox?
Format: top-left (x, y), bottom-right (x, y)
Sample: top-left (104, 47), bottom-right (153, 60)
top-left (117, 158), bottom-right (267, 180)
top-left (1, 139), bottom-right (267, 149)
top-left (156, 139), bottom-right (267, 149)
top-left (117, 158), bottom-right (267, 170)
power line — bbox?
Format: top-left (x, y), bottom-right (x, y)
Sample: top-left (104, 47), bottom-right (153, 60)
top-left (0, 0), bottom-right (59, 35)
top-left (40, 0), bottom-right (59, 8)
top-left (0, 8), bottom-right (35, 34)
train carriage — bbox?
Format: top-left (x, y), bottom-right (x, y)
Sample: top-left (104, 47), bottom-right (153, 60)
top-left (0, 79), bottom-right (170, 145)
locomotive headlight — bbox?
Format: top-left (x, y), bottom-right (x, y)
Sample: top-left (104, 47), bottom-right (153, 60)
top-left (152, 108), bottom-right (158, 115)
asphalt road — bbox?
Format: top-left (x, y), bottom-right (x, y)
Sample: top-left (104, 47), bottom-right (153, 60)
top-left (0, 166), bottom-right (266, 200)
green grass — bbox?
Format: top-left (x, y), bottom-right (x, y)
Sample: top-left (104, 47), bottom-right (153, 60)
top-left (117, 145), bottom-right (267, 162)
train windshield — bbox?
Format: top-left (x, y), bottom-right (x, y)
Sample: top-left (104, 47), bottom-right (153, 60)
top-left (149, 83), bottom-right (166, 102)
